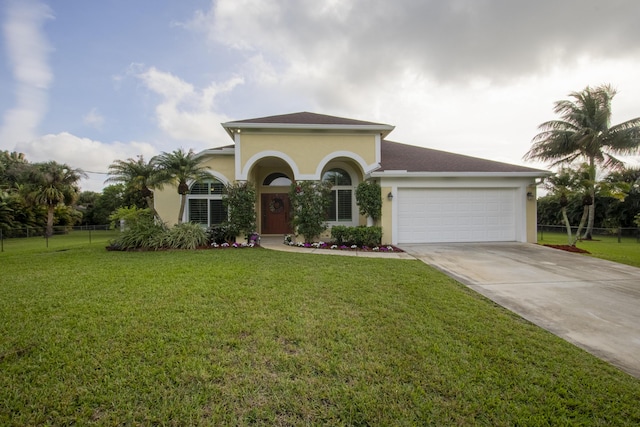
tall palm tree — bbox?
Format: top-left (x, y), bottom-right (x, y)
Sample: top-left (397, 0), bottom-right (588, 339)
top-left (106, 155), bottom-right (158, 217)
top-left (151, 148), bottom-right (210, 224)
top-left (24, 161), bottom-right (86, 237)
top-left (524, 84), bottom-right (640, 239)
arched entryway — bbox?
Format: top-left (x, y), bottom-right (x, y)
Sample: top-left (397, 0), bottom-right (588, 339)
top-left (248, 158), bottom-right (295, 235)
top-left (261, 172), bottom-right (293, 234)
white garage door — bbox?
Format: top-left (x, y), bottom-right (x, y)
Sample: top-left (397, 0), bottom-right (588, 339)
top-left (397, 188), bottom-right (517, 243)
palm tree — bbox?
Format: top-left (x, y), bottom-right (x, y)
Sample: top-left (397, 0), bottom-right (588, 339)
top-left (524, 84), bottom-right (640, 239)
top-left (1, 150), bottom-right (29, 191)
top-left (106, 156), bottom-right (158, 217)
top-left (151, 149), bottom-right (210, 224)
top-left (0, 191), bottom-right (15, 233)
top-left (24, 161), bottom-right (86, 237)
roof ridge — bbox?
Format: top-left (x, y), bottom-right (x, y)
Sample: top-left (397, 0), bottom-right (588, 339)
top-left (225, 111), bottom-right (391, 127)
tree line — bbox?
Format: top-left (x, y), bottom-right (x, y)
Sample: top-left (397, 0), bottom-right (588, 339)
top-left (0, 148), bottom-right (209, 237)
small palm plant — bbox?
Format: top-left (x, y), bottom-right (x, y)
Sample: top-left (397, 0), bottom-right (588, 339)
top-left (151, 149), bottom-right (211, 224)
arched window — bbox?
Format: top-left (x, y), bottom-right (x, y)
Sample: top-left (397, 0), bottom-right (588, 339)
top-left (322, 168), bottom-right (353, 222)
top-left (263, 173), bottom-right (292, 186)
top-left (187, 178), bottom-right (227, 226)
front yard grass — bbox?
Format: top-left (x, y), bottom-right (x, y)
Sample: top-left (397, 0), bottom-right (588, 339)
top-left (538, 231), bottom-right (640, 268)
top-left (1, 245), bottom-right (639, 425)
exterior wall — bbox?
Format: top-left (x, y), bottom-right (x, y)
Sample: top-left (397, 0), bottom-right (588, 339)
top-left (380, 185), bottom-right (394, 244)
top-left (526, 185), bottom-right (538, 243)
top-left (154, 185), bottom-right (181, 226)
top-left (199, 154), bottom-right (235, 184)
top-left (238, 133), bottom-right (378, 179)
top-left (379, 175), bottom-right (537, 245)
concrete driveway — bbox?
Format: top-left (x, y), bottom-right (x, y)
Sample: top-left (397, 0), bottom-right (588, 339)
top-left (401, 242), bottom-right (640, 378)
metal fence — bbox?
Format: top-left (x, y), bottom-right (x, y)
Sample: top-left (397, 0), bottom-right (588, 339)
top-left (537, 224), bottom-right (640, 243)
top-left (0, 225), bottom-right (119, 252)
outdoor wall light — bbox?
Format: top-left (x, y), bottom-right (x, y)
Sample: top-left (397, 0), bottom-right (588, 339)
top-left (387, 192), bottom-right (394, 201)
top-left (527, 192), bottom-right (534, 201)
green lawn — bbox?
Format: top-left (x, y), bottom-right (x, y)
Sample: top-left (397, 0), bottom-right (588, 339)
top-left (1, 243), bottom-right (639, 425)
top-left (538, 230), bottom-right (640, 268)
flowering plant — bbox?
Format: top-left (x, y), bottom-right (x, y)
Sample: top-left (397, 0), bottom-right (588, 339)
top-left (283, 239), bottom-right (400, 253)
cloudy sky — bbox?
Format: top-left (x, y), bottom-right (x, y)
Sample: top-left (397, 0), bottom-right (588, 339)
top-left (2, 0), bottom-right (639, 192)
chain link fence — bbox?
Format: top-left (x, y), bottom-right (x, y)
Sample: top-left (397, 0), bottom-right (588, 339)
top-left (537, 225), bottom-right (640, 243)
top-left (0, 225), bottom-right (120, 252)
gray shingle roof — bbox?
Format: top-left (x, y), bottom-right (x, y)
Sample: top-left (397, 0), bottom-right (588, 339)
top-left (379, 140), bottom-right (546, 173)
top-left (225, 111), bottom-right (390, 127)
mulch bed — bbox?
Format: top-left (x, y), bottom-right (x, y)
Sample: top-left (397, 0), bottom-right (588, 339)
top-left (542, 244), bottom-right (590, 254)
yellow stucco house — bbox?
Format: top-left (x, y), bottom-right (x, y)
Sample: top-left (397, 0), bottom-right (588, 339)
top-left (154, 112), bottom-right (548, 245)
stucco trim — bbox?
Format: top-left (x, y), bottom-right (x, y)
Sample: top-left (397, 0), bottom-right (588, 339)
top-left (239, 150), bottom-right (301, 181)
top-left (314, 151), bottom-right (378, 180)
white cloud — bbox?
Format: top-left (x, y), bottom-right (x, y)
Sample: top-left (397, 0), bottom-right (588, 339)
top-left (180, 0), bottom-right (640, 172)
top-left (15, 132), bottom-right (158, 192)
top-left (135, 66), bottom-right (243, 147)
top-left (0, 0), bottom-right (53, 147)
top-left (83, 108), bottom-right (105, 130)
top-left (188, 0), bottom-right (640, 87)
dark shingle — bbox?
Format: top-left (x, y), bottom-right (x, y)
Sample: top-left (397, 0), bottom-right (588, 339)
top-left (379, 140), bottom-right (545, 173)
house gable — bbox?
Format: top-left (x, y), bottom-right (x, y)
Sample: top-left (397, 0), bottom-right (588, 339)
top-left (222, 112), bottom-right (394, 181)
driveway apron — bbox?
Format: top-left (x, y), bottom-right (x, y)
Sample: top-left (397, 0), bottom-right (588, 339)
top-left (401, 242), bottom-right (640, 378)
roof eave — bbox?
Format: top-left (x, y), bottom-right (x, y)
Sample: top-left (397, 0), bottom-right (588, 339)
top-left (221, 122), bottom-right (395, 139)
top-left (194, 146), bottom-right (236, 159)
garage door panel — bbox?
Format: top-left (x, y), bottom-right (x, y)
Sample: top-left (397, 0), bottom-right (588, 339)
top-left (398, 188), bottom-right (516, 243)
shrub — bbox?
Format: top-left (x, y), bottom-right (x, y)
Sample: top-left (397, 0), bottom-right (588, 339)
top-left (355, 181), bottom-right (382, 221)
top-left (109, 214), bottom-right (167, 250)
top-left (289, 180), bottom-right (333, 243)
top-left (224, 181), bottom-right (257, 239)
top-left (207, 224), bottom-right (234, 245)
top-left (330, 225), bottom-right (382, 247)
top-left (162, 222), bottom-right (208, 250)
top-left (330, 225), bottom-right (349, 245)
top-left (109, 206), bottom-right (152, 230)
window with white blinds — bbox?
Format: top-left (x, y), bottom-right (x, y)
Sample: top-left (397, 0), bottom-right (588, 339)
top-left (186, 178), bottom-right (227, 226)
top-left (323, 168), bottom-right (353, 222)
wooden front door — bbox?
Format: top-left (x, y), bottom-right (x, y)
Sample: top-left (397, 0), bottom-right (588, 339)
top-left (261, 193), bottom-right (293, 235)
